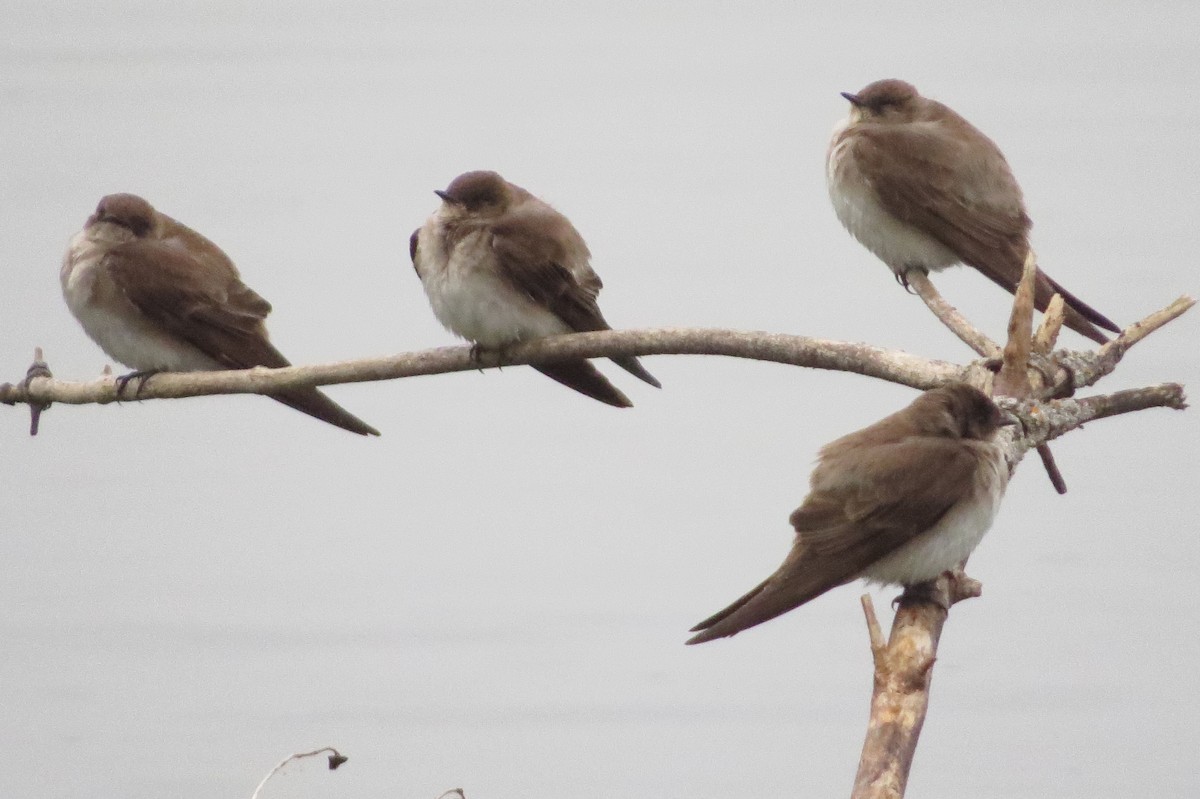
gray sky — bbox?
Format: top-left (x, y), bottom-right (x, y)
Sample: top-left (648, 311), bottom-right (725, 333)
top-left (1, 2), bottom-right (1197, 797)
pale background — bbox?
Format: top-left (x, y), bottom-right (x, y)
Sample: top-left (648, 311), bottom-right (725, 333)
top-left (1, 2), bottom-right (1197, 797)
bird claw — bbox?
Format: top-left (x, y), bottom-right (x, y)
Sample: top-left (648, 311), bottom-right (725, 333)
top-left (114, 369), bottom-right (160, 399)
top-left (893, 579), bottom-right (951, 611)
top-left (897, 265), bottom-right (928, 294)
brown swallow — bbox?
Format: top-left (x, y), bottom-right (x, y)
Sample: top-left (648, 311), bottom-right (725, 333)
top-left (688, 383), bottom-right (1013, 644)
top-left (827, 79), bottom-right (1120, 344)
top-left (61, 193), bottom-right (379, 435)
top-left (410, 170), bottom-right (660, 408)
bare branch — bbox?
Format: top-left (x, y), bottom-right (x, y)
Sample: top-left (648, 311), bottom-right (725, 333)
top-left (904, 271), bottom-right (1001, 358)
top-left (1035, 445), bottom-right (1069, 495)
top-left (1064, 295), bottom-right (1196, 391)
top-left (990, 254), bottom-right (1068, 494)
top-left (851, 572), bottom-right (979, 799)
top-left (994, 250), bottom-right (1037, 399)
top-left (1033, 294), bottom-right (1065, 355)
top-left (0, 328), bottom-right (961, 409)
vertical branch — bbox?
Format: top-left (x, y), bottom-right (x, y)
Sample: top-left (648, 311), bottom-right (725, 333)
top-left (993, 251), bottom-right (1068, 493)
top-left (851, 574), bottom-right (982, 799)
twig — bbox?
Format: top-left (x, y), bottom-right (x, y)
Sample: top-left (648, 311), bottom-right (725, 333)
top-left (904, 271), bottom-right (1001, 358)
top-left (1035, 445), bottom-right (1069, 495)
top-left (994, 250), bottom-right (1037, 399)
top-left (1092, 295), bottom-right (1197, 376)
top-left (249, 747), bottom-right (347, 799)
top-left (1033, 294), bottom-right (1065, 355)
top-left (990, 253), bottom-right (1068, 493)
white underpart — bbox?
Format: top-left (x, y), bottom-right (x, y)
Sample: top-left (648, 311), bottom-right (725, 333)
top-left (862, 442), bottom-right (1009, 585)
top-left (415, 212), bottom-right (571, 348)
top-left (61, 228), bottom-right (221, 372)
top-left (827, 117), bottom-right (960, 274)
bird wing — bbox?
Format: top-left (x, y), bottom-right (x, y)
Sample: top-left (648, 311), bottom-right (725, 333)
top-left (104, 239), bottom-right (290, 370)
top-left (853, 121), bottom-right (1031, 283)
top-left (796, 436), bottom-right (984, 562)
top-left (488, 215), bottom-right (610, 334)
top-left (687, 437), bottom-right (983, 643)
top-left (853, 122), bottom-right (1119, 340)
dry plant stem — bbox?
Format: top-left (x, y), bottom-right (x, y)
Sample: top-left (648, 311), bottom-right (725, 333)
top-left (0, 328), bottom-right (962, 408)
top-left (904, 271), bottom-right (1001, 358)
top-left (249, 747), bottom-right (346, 799)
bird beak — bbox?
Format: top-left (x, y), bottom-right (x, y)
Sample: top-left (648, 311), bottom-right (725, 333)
top-left (434, 189), bottom-right (455, 204)
top-left (841, 91), bottom-right (863, 107)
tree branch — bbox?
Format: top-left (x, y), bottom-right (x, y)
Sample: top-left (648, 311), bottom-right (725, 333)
top-left (851, 571), bottom-right (981, 799)
top-left (904, 270), bottom-right (1000, 358)
top-left (1, 329), bottom-right (962, 409)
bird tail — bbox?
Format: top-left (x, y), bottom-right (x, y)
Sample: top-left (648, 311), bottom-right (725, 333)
top-left (1037, 269), bottom-right (1121, 344)
top-left (269, 387), bottom-right (380, 436)
top-left (532, 360), bottom-right (633, 408)
top-left (686, 577), bottom-right (775, 645)
top-left (610, 355), bottom-right (661, 389)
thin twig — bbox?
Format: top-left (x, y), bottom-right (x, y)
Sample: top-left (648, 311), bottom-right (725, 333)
top-left (905, 271), bottom-right (1001, 358)
top-left (994, 250), bottom-right (1037, 399)
top-left (1033, 294), bottom-right (1065, 355)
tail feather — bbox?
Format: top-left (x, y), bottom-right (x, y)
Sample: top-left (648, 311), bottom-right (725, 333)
top-left (532, 361), bottom-right (632, 408)
top-left (269, 387), bottom-right (380, 436)
top-left (611, 355), bottom-right (661, 389)
top-left (1039, 271), bottom-right (1121, 342)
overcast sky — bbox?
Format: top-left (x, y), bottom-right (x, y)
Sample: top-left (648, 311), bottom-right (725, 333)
top-left (1, 3), bottom-right (1197, 798)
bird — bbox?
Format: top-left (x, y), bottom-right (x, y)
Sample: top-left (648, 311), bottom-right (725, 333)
top-left (60, 193), bottom-right (380, 436)
top-left (410, 170), bottom-right (660, 408)
top-left (687, 383), bottom-right (1013, 644)
top-left (827, 78), bottom-right (1120, 344)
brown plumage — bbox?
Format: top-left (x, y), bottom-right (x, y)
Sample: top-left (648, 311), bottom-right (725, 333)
top-left (411, 171), bottom-right (659, 408)
top-left (828, 79), bottom-right (1120, 344)
top-left (688, 384), bottom-right (1012, 644)
top-left (61, 193), bottom-right (379, 436)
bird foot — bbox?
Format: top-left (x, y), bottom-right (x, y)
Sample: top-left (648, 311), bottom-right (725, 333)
top-left (897, 265), bottom-right (928, 293)
top-left (114, 369), bottom-right (160, 399)
top-left (468, 343), bottom-right (510, 372)
top-left (893, 578), bottom-right (952, 611)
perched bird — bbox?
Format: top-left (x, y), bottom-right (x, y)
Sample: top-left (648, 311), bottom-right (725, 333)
top-left (410, 170), bottom-right (660, 408)
top-left (61, 193), bottom-right (379, 436)
top-left (827, 78), bottom-right (1120, 344)
top-left (687, 383), bottom-right (1013, 644)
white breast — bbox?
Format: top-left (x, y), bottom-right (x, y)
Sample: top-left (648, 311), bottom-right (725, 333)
top-left (415, 217), bottom-right (570, 348)
top-left (827, 122), bottom-right (960, 275)
top-left (861, 442), bottom-right (1008, 585)
top-left (61, 231), bottom-right (220, 372)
